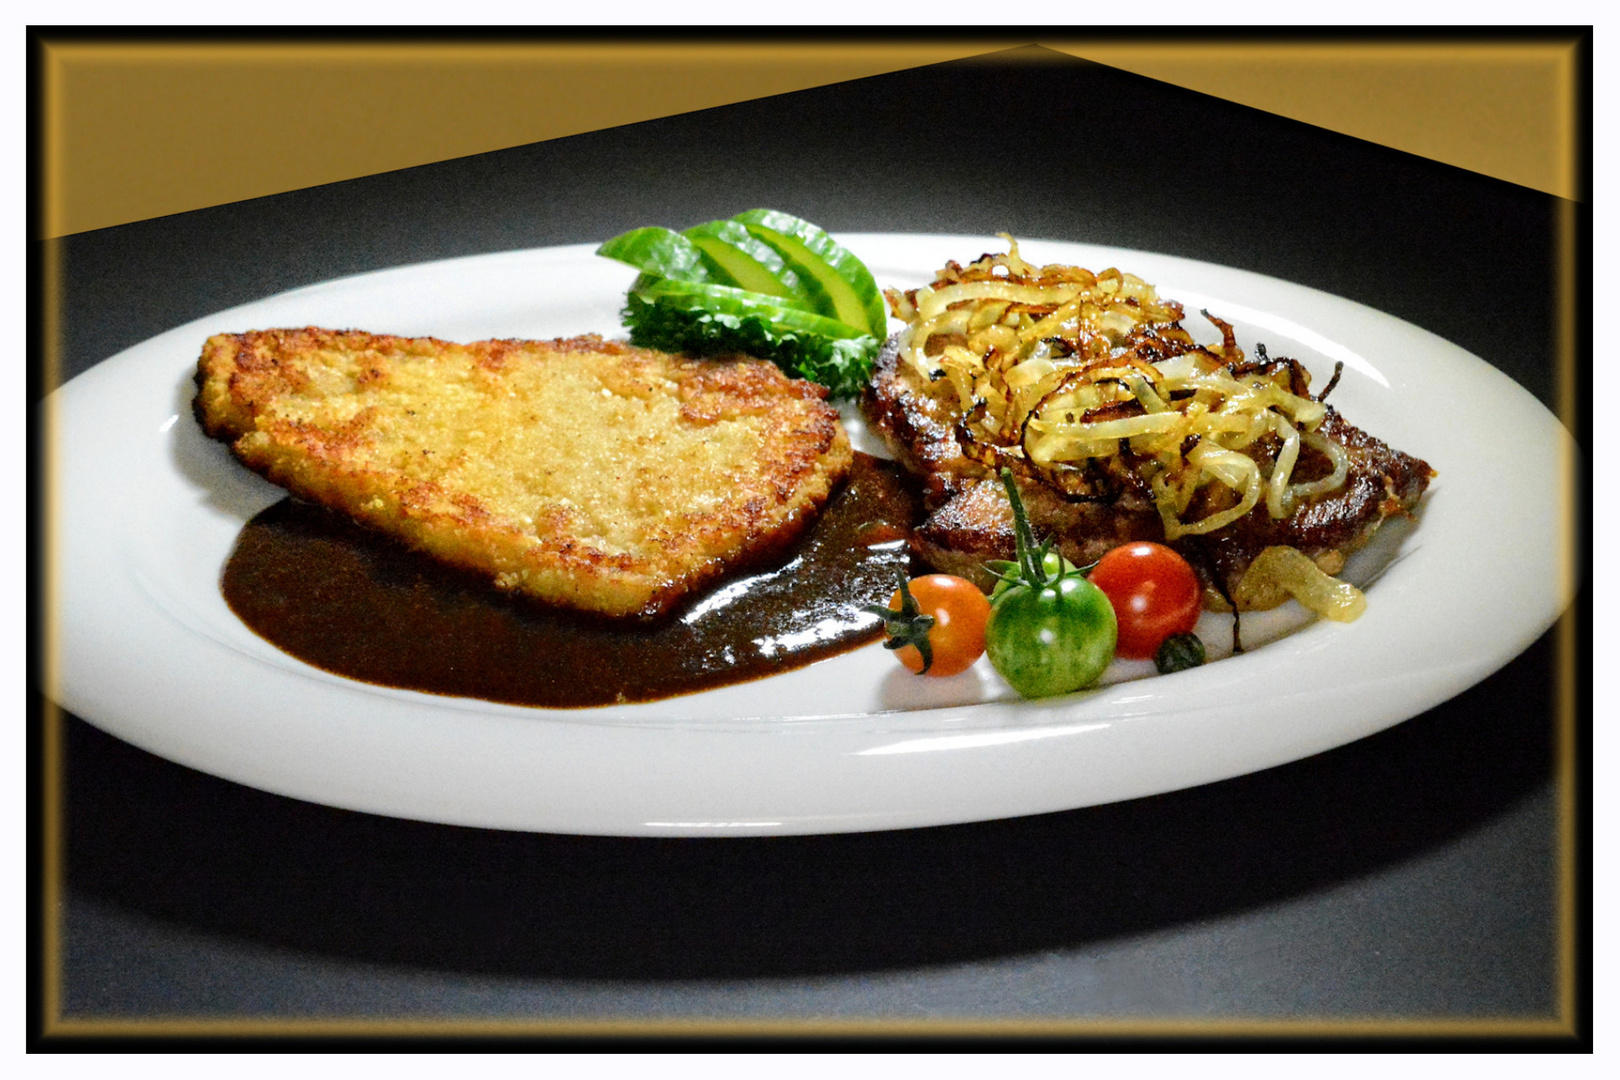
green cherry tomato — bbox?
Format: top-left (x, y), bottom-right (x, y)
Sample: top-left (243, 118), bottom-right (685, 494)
top-left (982, 467), bottom-right (1120, 699)
top-left (986, 573), bottom-right (1118, 699)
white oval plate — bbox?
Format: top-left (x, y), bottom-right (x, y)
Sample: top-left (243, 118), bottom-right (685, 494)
top-left (47, 236), bottom-right (1576, 835)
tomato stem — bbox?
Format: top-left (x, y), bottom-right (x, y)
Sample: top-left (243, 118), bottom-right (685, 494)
top-left (1000, 467), bottom-right (1056, 589)
top-left (864, 572), bottom-right (937, 673)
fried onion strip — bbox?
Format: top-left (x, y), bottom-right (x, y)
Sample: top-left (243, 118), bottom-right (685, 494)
top-left (887, 237), bottom-right (1350, 537)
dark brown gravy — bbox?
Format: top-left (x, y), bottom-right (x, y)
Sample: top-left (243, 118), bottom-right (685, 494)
top-left (222, 453), bottom-right (921, 708)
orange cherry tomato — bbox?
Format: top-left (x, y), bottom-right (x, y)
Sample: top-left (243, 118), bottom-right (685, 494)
top-left (1088, 542), bottom-right (1203, 660)
top-left (876, 574), bottom-right (992, 677)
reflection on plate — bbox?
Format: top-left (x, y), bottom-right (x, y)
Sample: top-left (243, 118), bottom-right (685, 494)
top-left (49, 237), bottom-right (1575, 835)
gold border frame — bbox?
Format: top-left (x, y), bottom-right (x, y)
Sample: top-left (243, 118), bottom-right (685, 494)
top-left (33, 32), bottom-right (1588, 1045)
top-left (36, 35), bottom-right (1582, 240)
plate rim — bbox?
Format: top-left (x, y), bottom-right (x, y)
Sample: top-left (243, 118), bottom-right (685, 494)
top-left (48, 234), bottom-right (1574, 835)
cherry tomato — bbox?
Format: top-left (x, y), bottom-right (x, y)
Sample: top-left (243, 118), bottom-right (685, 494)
top-left (1088, 542), bottom-right (1202, 659)
top-left (986, 573), bottom-right (1117, 698)
top-left (981, 468), bottom-right (1118, 698)
top-left (871, 574), bottom-right (991, 677)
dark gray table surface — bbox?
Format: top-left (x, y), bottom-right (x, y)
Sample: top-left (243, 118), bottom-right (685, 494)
top-left (40, 45), bottom-right (1585, 1039)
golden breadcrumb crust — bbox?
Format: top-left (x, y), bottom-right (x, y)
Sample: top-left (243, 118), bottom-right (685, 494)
top-left (196, 328), bottom-right (851, 618)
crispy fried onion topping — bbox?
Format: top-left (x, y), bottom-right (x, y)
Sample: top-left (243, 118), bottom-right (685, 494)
top-left (886, 236), bottom-right (1349, 540)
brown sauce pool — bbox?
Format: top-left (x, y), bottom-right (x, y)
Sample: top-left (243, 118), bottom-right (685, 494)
top-left (222, 453), bottom-right (922, 708)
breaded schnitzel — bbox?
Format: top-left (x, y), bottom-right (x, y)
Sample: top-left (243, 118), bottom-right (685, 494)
top-left (196, 328), bottom-right (852, 618)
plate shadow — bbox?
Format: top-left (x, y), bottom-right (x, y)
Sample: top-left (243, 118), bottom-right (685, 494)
top-left (63, 629), bottom-right (1557, 982)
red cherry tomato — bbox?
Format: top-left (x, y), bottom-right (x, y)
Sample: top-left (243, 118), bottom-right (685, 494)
top-left (1088, 542), bottom-right (1202, 660)
top-left (879, 574), bottom-right (991, 677)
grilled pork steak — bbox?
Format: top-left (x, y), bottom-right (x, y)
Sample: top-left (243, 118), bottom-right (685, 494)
top-left (862, 334), bottom-right (1433, 605)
